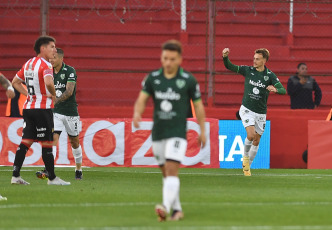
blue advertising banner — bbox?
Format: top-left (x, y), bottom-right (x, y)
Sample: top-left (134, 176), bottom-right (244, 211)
top-left (219, 120), bottom-right (270, 169)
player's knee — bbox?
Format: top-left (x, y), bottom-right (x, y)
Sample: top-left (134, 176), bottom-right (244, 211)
top-left (247, 135), bottom-right (254, 142)
top-left (21, 140), bottom-right (33, 148)
top-left (72, 145), bottom-right (82, 163)
top-left (69, 137), bottom-right (80, 149)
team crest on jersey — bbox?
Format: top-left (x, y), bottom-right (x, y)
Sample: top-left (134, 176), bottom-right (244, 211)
top-left (176, 79), bottom-right (186, 89)
top-left (60, 74), bottom-right (65, 80)
top-left (264, 76), bottom-right (269, 81)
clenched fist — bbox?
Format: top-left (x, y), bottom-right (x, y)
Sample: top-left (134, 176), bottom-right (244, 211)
top-left (222, 48), bottom-right (230, 58)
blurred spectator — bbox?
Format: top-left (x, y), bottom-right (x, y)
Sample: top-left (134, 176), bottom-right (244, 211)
top-left (287, 63), bottom-right (322, 109)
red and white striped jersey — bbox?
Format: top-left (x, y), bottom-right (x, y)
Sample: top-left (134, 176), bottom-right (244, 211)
top-left (16, 57), bottom-right (54, 109)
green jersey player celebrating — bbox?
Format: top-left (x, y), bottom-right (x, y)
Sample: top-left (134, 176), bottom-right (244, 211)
top-left (222, 48), bottom-right (286, 176)
top-left (133, 40), bottom-right (206, 221)
top-left (37, 48), bottom-right (83, 180)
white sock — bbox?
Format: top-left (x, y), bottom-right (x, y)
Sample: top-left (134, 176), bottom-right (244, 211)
top-left (72, 145), bottom-right (83, 164)
top-left (163, 176), bottom-right (180, 213)
top-left (244, 138), bottom-right (253, 157)
top-left (249, 145), bottom-right (259, 166)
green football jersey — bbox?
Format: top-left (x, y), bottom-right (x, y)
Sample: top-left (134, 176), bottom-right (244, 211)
top-left (223, 57), bottom-right (285, 114)
top-left (53, 63), bottom-right (79, 116)
top-left (142, 67), bottom-right (202, 141)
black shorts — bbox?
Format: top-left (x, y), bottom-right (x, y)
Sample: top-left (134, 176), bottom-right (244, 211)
top-left (22, 109), bottom-right (54, 142)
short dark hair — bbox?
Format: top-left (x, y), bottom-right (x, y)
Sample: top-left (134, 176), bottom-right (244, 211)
top-left (297, 62), bottom-right (306, 69)
top-left (255, 48), bottom-right (270, 62)
top-left (56, 48), bottom-right (64, 57)
top-left (162, 40), bottom-right (182, 55)
top-left (34, 36), bottom-right (56, 55)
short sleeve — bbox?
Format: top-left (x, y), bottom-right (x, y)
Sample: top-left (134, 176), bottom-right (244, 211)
top-left (189, 76), bottom-right (201, 102)
top-left (141, 75), bottom-right (153, 95)
top-left (16, 65), bottom-right (25, 81)
top-left (43, 64), bottom-right (53, 79)
top-left (67, 68), bottom-right (77, 83)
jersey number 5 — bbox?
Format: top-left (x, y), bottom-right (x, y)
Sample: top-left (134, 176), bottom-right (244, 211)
top-left (26, 77), bottom-right (35, 96)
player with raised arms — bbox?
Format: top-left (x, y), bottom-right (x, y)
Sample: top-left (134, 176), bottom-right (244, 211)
top-left (133, 40), bottom-right (206, 221)
top-left (10, 36), bottom-right (70, 185)
top-left (222, 48), bottom-right (286, 176)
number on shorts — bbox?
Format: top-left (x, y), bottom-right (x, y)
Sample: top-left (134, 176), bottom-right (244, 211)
top-left (174, 140), bottom-right (180, 149)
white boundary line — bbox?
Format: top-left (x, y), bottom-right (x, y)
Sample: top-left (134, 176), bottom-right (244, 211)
top-left (1, 169), bottom-right (332, 177)
top-left (1, 201), bottom-right (332, 209)
top-left (2, 225), bottom-right (332, 230)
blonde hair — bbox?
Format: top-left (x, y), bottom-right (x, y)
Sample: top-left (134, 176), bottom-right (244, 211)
top-left (255, 48), bottom-right (270, 62)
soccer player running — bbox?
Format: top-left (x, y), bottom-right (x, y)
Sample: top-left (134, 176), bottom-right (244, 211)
top-left (10, 36), bottom-right (70, 185)
top-left (222, 48), bottom-right (286, 176)
top-left (133, 40), bottom-right (206, 221)
top-left (37, 48), bottom-right (83, 180)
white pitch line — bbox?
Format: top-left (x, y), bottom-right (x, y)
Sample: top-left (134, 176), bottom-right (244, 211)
top-left (1, 201), bottom-right (332, 210)
top-left (1, 169), bottom-right (332, 177)
top-left (3, 225), bottom-right (332, 230)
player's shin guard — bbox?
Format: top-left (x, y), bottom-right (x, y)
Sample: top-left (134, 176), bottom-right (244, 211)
top-left (42, 148), bottom-right (56, 180)
top-left (244, 138), bottom-right (253, 157)
top-left (72, 145), bottom-right (82, 164)
top-left (163, 176), bottom-right (180, 214)
top-left (13, 143), bottom-right (30, 177)
top-left (249, 145), bottom-right (259, 166)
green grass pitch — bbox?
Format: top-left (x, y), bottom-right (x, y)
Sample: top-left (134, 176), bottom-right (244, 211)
top-left (1, 167), bottom-right (332, 230)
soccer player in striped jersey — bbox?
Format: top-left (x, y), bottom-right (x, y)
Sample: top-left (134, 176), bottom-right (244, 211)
top-left (222, 48), bottom-right (286, 176)
top-left (11, 36), bottom-right (70, 185)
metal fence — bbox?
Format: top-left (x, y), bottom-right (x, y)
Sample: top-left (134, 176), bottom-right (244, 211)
top-left (0, 0), bottom-right (331, 108)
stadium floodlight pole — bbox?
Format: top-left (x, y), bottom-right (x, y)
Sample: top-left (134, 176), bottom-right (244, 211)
top-left (289, 0), bottom-right (294, 33)
top-left (181, 0), bottom-right (186, 31)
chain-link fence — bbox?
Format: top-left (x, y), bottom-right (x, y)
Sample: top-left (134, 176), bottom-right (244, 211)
top-left (0, 0), bottom-right (331, 110)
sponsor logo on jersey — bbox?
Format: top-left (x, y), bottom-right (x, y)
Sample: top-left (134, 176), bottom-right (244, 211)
top-left (154, 79), bottom-right (161, 85)
top-left (249, 79), bottom-right (266, 88)
top-left (176, 79), bottom-right (186, 89)
top-left (60, 74), bottom-right (65, 80)
top-left (36, 127), bottom-right (46, 132)
top-left (155, 88), bottom-right (181, 100)
top-left (253, 87), bottom-right (260, 95)
top-left (55, 81), bottom-right (66, 89)
top-left (151, 70), bottom-right (160, 77)
top-left (160, 100), bottom-right (173, 112)
top-left (181, 72), bottom-right (189, 79)
top-left (56, 90), bottom-right (62, 97)
top-left (69, 73), bottom-right (74, 78)
top-left (264, 76), bottom-right (269, 81)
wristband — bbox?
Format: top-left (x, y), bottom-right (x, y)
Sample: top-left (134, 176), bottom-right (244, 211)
top-left (7, 85), bottom-right (14, 92)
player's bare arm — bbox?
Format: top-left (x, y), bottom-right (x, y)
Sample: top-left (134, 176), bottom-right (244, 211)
top-left (44, 75), bottom-right (56, 98)
top-left (12, 77), bottom-right (27, 96)
top-left (193, 99), bottom-right (206, 148)
top-left (133, 91), bottom-right (150, 128)
top-left (0, 73), bottom-right (15, 99)
top-left (54, 81), bottom-right (75, 105)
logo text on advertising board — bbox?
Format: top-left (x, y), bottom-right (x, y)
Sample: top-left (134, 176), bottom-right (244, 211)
top-left (219, 120), bottom-right (270, 169)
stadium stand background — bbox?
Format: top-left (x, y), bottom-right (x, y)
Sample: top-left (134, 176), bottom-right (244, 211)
top-left (1, 0), bottom-right (332, 116)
